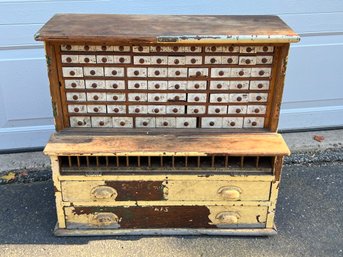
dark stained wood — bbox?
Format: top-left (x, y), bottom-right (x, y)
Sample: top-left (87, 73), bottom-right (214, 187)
top-left (71, 206), bottom-right (216, 229)
top-left (35, 14), bottom-right (299, 43)
top-left (273, 156), bottom-right (285, 181)
top-left (43, 132), bottom-right (290, 156)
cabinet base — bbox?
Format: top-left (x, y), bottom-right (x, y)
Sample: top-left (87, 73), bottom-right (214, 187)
top-left (54, 223), bottom-right (277, 237)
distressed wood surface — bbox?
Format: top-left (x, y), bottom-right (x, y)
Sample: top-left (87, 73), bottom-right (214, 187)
top-left (64, 205), bottom-right (267, 229)
top-left (44, 132), bottom-right (290, 156)
top-left (61, 180), bottom-right (271, 202)
top-left (35, 14), bottom-right (299, 43)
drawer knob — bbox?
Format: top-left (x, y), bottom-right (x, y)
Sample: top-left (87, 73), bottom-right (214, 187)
top-left (143, 121), bottom-right (148, 126)
top-left (69, 70), bottom-right (75, 76)
top-left (156, 58), bottom-right (162, 64)
top-left (217, 97), bottom-right (222, 102)
top-left (236, 96), bottom-right (242, 102)
top-left (135, 96), bottom-right (140, 101)
top-left (77, 121), bottom-right (83, 126)
top-left (174, 96), bottom-right (180, 101)
top-left (112, 70), bottom-right (117, 75)
top-left (173, 46), bottom-right (179, 52)
top-left (263, 46), bottom-right (269, 52)
top-left (119, 46), bottom-right (124, 51)
top-left (154, 96), bottom-right (160, 101)
top-left (154, 108), bottom-right (159, 113)
top-left (91, 83), bottom-right (97, 88)
top-left (245, 59), bottom-right (251, 64)
top-left (138, 46), bottom-right (144, 52)
top-left (255, 108), bottom-right (260, 113)
top-left (174, 84), bottom-right (180, 89)
top-left (252, 121), bottom-right (257, 126)
top-left (113, 95), bottom-right (118, 101)
top-left (120, 121), bottom-right (126, 126)
top-left (154, 84), bottom-right (160, 89)
top-left (229, 46), bottom-right (234, 52)
top-left (173, 108), bottom-right (178, 113)
top-left (72, 95), bottom-right (78, 100)
top-left (102, 57), bottom-right (107, 63)
top-left (210, 58), bottom-right (216, 64)
top-left (66, 45), bottom-right (72, 50)
top-left (216, 212), bottom-right (240, 224)
top-left (237, 83), bottom-right (243, 89)
top-left (218, 186), bottom-right (242, 200)
top-left (216, 84), bottom-right (222, 89)
top-left (215, 108), bottom-right (220, 113)
top-left (259, 70), bottom-right (265, 76)
top-left (66, 57), bottom-right (72, 63)
top-left (71, 82), bottom-right (77, 88)
top-left (184, 122), bottom-right (189, 126)
top-left (194, 96), bottom-right (200, 102)
top-left (239, 71), bottom-right (244, 76)
top-left (230, 121), bottom-right (236, 126)
top-left (99, 121), bottom-right (104, 126)
top-left (113, 108), bottom-right (119, 113)
top-left (174, 59), bottom-right (180, 64)
top-left (74, 107), bottom-right (79, 113)
top-left (211, 46), bottom-right (216, 52)
top-left (209, 121), bottom-right (215, 126)
top-left (257, 83), bottom-right (264, 89)
top-left (194, 109), bottom-right (199, 114)
top-left (93, 95), bottom-right (99, 100)
top-left (218, 71), bottom-right (224, 76)
top-left (84, 57), bottom-right (90, 63)
top-left (90, 70), bottom-right (96, 75)
top-left (196, 71), bottom-right (202, 76)
top-left (190, 46), bottom-right (196, 52)
top-left (191, 58), bottom-right (196, 64)
top-left (256, 96), bottom-right (262, 101)
top-left (84, 45), bottom-right (90, 51)
top-left (235, 108), bottom-right (241, 113)
top-left (227, 58), bottom-right (233, 64)
top-left (119, 57), bottom-right (125, 63)
top-left (135, 108), bottom-right (140, 113)
top-left (91, 185), bottom-right (118, 199)
top-left (112, 83), bottom-right (118, 89)
top-left (134, 83), bottom-right (140, 88)
top-left (175, 70), bottom-right (181, 76)
top-left (154, 70), bottom-right (160, 76)
top-left (101, 46), bottom-right (107, 51)
top-left (156, 46), bottom-right (161, 52)
top-left (139, 58), bottom-right (145, 64)
top-left (246, 47), bottom-right (252, 52)
top-left (194, 83), bottom-right (200, 89)
top-left (94, 213), bottom-right (119, 226)
top-left (93, 107), bottom-right (99, 112)
top-left (262, 58), bottom-right (268, 64)
top-left (163, 121), bottom-right (168, 126)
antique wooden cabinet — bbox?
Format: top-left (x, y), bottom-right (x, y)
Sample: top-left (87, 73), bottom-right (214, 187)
top-left (36, 14), bottom-right (299, 236)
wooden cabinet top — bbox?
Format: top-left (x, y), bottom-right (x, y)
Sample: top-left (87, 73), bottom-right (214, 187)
top-left (35, 14), bottom-right (299, 43)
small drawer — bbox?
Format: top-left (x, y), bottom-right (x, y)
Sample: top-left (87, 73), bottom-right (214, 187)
top-left (168, 68), bottom-right (187, 78)
top-left (210, 81), bottom-right (230, 90)
top-left (239, 46), bottom-right (256, 53)
top-left (150, 56), bottom-right (168, 65)
top-left (168, 56), bottom-right (186, 65)
top-left (127, 68), bottom-right (147, 78)
top-left (79, 55), bottom-right (96, 64)
top-left (135, 117), bottom-right (156, 128)
top-left (176, 117), bottom-right (197, 128)
top-left (83, 67), bottom-right (104, 77)
top-left (66, 92), bottom-right (86, 102)
top-left (104, 67), bottom-right (124, 77)
top-left (148, 81), bottom-right (168, 90)
top-left (95, 45), bottom-right (114, 51)
top-left (230, 81), bottom-right (249, 90)
top-left (107, 105), bottom-right (126, 114)
top-left (86, 92), bottom-right (106, 102)
top-left (210, 94), bottom-right (229, 103)
top-left (148, 93), bottom-right (168, 102)
top-left (85, 80), bottom-right (105, 89)
top-left (133, 46), bottom-right (150, 53)
top-left (128, 105), bottom-right (148, 114)
top-left (211, 68), bottom-right (231, 78)
top-left (189, 68), bottom-right (208, 77)
top-left (204, 56), bottom-right (222, 64)
top-left (156, 117), bottom-right (176, 127)
top-left (62, 67), bottom-right (83, 78)
top-left (91, 117), bottom-right (112, 128)
top-left (113, 46), bottom-right (130, 52)
top-left (70, 116), bottom-right (91, 127)
top-left (80, 45), bottom-right (96, 51)
top-left (67, 105), bottom-right (87, 114)
top-left (185, 56), bottom-right (202, 65)
top-left (247, 105), bottom-right (267, 114)
top-left (150, 46), bottom-right (170, 52)
top-left (239, 56), bottom-right (257, 65)
top-left (223, 46), bottom-right (240, 53)
top-left (170, 46), bottom-right (185, 53)
top-left (251, 68), bottom-right (271, 78)
top-left (256, 46), bottom-right (274, 53)
top-left (187, 93), bottom-right (207, 103)
top-left (147, 105), bottom-right (166, 115)
top-left (148, 68), bottom-right (168, 78)
top-left (64, 80), bottom-right (85, 89)
top-left (97, 55), bottom-right (114, 64)
top-left (112, 117), bottom-right (133, 128)
top-left (166, 105), bottom-right (185, 114)
top-left (61, 44), bottom-right (80, 51)
top-left (128, 80), bottom-right (148, 90)
top-left (105, 80), bottom-right (125, 90)
top-left (106, 93), bottom-right (126, 102)
top-left (201, 117), bottom-right (223, 128)
top-left (222, 117), bottom-right (244, 128)
top-left (167, 93), bottom-right (187, 102)
top-left (133, 56), bottom-right (151, 65)
top-left (187, 81), bottom-right (207, 90)
top-left (208, 105), bottom-right (228, 114)
top-left (87, 105), bottom-right (107, 114)
top-left (187, 105), bottom-right (206, 114)
top-left (229, 93), bottom-right (249, 103)
top-left (231, 68), bottom-right (251, 78)
top-left (168, 81), bottom-right (187, 90)
top-left (205, 46), bottom-right (223, 52)
top-left (113, 55), bottom-right (131, 64)
top-left (221, 56), bottom-right (239, 64)
top-left (228, 105), bottom-right (247, 114)
top-left (128, 93), bottom-right (148, 102)
top-left (249, 93), bottom-right (268, 102)
top-left (184, 46), bottom-right (202, 52)
top-left (249, 80), bottom-right (270, 90)
top-left (243, 117), bottom-right (265, 128)
top-left (256, 56), bottom-right (273, 65)
top-left (61, 55), bottom-right (78, 63)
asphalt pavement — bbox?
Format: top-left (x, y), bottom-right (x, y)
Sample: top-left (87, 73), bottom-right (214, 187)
top-left (0, 162), bottom-right (342, 257)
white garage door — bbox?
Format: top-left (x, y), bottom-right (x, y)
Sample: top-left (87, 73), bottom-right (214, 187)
top-left (0, 0), bottom-right (342, 151)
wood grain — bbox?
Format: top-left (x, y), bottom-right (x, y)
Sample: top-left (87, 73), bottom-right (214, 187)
top-left (35, 14), bottom-right (299, 43)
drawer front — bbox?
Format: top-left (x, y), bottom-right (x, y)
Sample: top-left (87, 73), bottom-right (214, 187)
top-left (222, 117), bottom-right (244, 128)
top-left (91, 117), bottom-right (112, 127)
top-left (156, 117), bottom-right (175, 127)
top-left (135, 117), bottom-right (156, 128)
top-left (68, 104), bottom-right (87, 114)
top-left (201, 117), bottom-right (223, 128)
top-left (104, 67), bottom-right (125, 77)
top-left (64, 205), bottom-right (268, 229)
top-left (105, 80), bottom-right (125, 90)
top-left (112, 117), bottom-right (133, 128)
top-left (107, 105), bottom-right (126, 114)
top-left (84, 67), bottom-right (104, 77)
top-left (87, 105), bottom-right (107, 114)
top-left (176, 117), bottom-right (197, 128)
top-left (62, 67), bottom-right (83, 78)
top-left (65, 80), bottom-right (85, 89)
top-left (208, 105), bottom-right (227, 114)
top-left (85, 80), bottom-right (105, 89)
top-left (70, 116), bottom-right (91, 127)
top-left (128, 80), bottom-right (148, 90)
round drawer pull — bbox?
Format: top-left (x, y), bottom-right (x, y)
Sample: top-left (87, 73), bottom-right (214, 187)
top-left (102, 57), bottom-right (107, 63)
top-left (246, 47), bottom-right (252, 52)
top-left (175, 71), bottom-right (181, 76)
top-left (194, 109), bottom-right (199, 114)
top-left (135, 108), bottom-right (140, 113)
top-left (113, 96), bottom-right (118, 101)
top-left (174, 96), bottom-right (180, 101)
top-left (72, 95), bottom-right (78, 100)
top-left (90, 70), bottom-right (96, 75)
top-left (173, 108), bottom-right (178, 113)
top-left (112, 70), bottom-right (117, 75)
top-left (134, 83), bottom-right (140, 89)
top-left (252, 121), bottom-right (257, 126)
top-left (134, 96), bottom-right (140, 101)
top-left (93, 107), bottom-right (99, 112)
top-left (245, 59), bottom-right (251, 64)
top-left (84, 57), bottom-right (90, 63)
top-left (94, 213), bottom-right (119, 226)
top-left (230, 121), bottom-right (236, 127)
top-left (138, 46), bottom-right (144, 52)
top-left (216, 212), bottom-right (240, 224)
top-left (119, 57), bottom-right (125, 63)
top-left (236, 109), bottom-right (241, 113)
top-left (113, 108), bottom-right (119, 113)
top-left (209, 121), bottom-right (215, 126)
top-left (190, 46), bottom-right (196, 52)
top-left (74, 107), bottom-right (79, 113)
top-left (196, 71), bottom-right (202, 76)
top-left (154, 108), bottom-right (159, 113)
top-left (215, 108), bottom-right (220, 113)
top-left (91, 83), bottom-right (97, 88)
top-left (173, 46), bottom-right (179, 52)
top-left (237, 83), bottom-right (243, 89)
top-left (191, 58), bottom-right (196, 64)
top-left (194, 84), bottom-right (200, 89)
top-left (77, 121), bottom-right (83, 126)
top-left (184, 122), bottom-right (189, 127)
top-left (217, 97), bottom-right (222, 102)
top-left (256, 96), bottom-right (262, 101)
top-left (101, 45), bottom-right (107, 51)
top-left (119, 46), bottom-right (124, 51)
top-left (229, 46), bottom-right (234, 52)
top-left (255, 108), bottom-right (260, 113)
top-left (239, 70), bottom-right (244, 76)
top-left (263, 46), bottom-right (269, 52)
top-left (84, 45), bottom-right (90, 51)
top-left (99, 121), bottom-right (104, 126)
top-left (216, 84), bottom-right (222, 89)
top-left (257, 83), bottom-right (264, 89)
top-left (227, 58), bottom-right (233, 64)
top-left (163, 121), bottom-right (169, 126)
top-left (174, 59), bottom-right (180, 64)
top-left (93, 95), bottom-right (99, 100)
top-left (69, 70), bottom-right (75, 76)
top-left (156, 46), bottom-right (161, 52)
top-left (174, 84), bottom-right (180, 89)
top-left (236, 96), bottom-right (242, 102)
top-left (142, 121), bottom-right (148, 126)
top-left (211, 46), bottom-right (216, 52)
top-left (71, 82), bottom-right (77, 88)
top-left (156, 58), bottom-right (162, 64)
top-left (154, 96), bottom-right (160, 101)
top-left (120, 121), bottom-right (126, 126)
top-left (218, 186), bottom-right (242, 200)
top-left (154, 84), bottom-right (160, 89)
top-left (194, 96), bottom-right (200, 102)
top-left (66, 45), bottom-right (72, 50)
top-left (218, 71), bottom-right (224, 76)
top-left (210, 58), bottom-right (216, 64)
top-left (154, 70), bottom-right (160, 76)
top-left (112, 83), bottom-right (118, 89)
top-left (259, 70), bottom-right (265, 76)
top-left (139, 58), bottom-right (145, 64)
top-left (262, 58), bottom-right (268, 64)
top-left (66, 57), bottom-right (72, 63)
top-left (134, 70), bottom-right (139, 76)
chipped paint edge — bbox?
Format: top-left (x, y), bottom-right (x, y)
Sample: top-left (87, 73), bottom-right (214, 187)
top-left (54, 223), bottom-right (277, 236)
top-left (157, 35), bottom-right (300, 43)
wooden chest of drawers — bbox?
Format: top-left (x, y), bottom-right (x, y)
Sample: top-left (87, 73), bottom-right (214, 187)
top-left (36, 14), bottom-right (299, 236)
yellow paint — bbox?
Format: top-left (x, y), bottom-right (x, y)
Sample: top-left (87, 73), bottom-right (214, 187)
top-left (0, 172), bottom-right (16, 181)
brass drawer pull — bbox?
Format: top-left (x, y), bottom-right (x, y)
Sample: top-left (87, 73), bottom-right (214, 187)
top-left (91, 186), bottom-right (118, 200)
top-left (218, 186), bottom-right (242, 200)
top-left (216, 212), bottom-right (240, 224)
top-left (93, 213), bottom-right (119, 226)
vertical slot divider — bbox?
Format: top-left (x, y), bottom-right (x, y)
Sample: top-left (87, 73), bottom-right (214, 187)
top-left (76, 156), bottom-right (80, 167)
top-left (197, 156), bottom-right (201, 168)
top-left (86, 156), bottom-right (90, 167)
top-left (240, 156), bottom-right (244, 168)
top-left (137, 156), bottom-right (141, 167)
top-left (225, 155), bottom-right (229, 168)
top-left (126, 156), bottom-right (130, 167)
top-left (160, 156), bottom-right (163, 167)
top-left (68, 156), bottom-right (72, 167)
top-left (211, 156), bottom-right (215, 168)
top-left (148, 156), bottom-right (151, 168)
top-left (116, 156), bottom-right (119, 167)
top-left (105, 156), bottom-right (109, 167)
top-left (256, 156), bottom-right (260, 168)
top-left (185, 156), bottom-right (188, 168)
top-left (96, 156), bottom-right (99, 167)
top-left (172, 156), bottom-right (175, 168)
